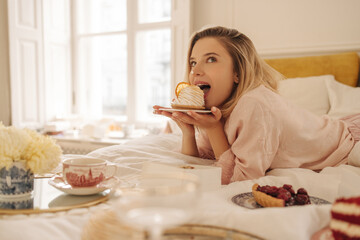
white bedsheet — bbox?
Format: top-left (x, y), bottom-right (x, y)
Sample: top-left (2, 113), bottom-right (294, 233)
top-left (1, 134), bottom-right (360, 240)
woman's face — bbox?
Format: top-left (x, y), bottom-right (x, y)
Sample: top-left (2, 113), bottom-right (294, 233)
top-left (189, 37), bottom-right (237, 109)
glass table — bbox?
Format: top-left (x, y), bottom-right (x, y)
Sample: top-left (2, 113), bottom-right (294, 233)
top-left (0, 177), bottom-right (110, 215)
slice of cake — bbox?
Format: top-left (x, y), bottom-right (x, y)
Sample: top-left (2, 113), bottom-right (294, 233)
top-left (252, 183), bottom-right (311, 207)
top-left (330, 196), bottom-right (360, 240)
top-left (171, 83), bottom-right (205, 110)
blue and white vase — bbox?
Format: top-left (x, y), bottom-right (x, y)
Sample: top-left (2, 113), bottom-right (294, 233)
top-left (0, 160), bottom-right (34, 197)
top-left (0, 195), bottom-right (34, 210)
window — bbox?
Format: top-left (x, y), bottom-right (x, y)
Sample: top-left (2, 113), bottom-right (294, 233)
top-left (8, 0), bottom-right (191, 129)
top-left (74, 0), bottom-right (172, 125)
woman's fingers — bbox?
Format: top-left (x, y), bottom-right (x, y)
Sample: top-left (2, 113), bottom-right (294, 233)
top-left (187, 108), bottom-right (219, 121)
top-left (211, 107), bottom-right (222, 121)
top-left (171, 111), bottom-right (190, 122)
top-left (173, 111), bottom-right (208, 125)
top-left (179, 107), bottom-right (222, 128)
top-left (152, 105), bottom-right (173, 118)
top-left (153, 105), bottom-right (162, 114)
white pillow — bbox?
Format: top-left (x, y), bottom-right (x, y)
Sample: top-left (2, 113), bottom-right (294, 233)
top-left (326, 78), bottom-right (360, 119)
top-left (278, 75), bottom-right (333, 116)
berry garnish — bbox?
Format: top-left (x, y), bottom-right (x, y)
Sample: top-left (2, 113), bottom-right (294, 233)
top-left (256, 184), bottom-right (311, 206)
top-left (297, 188), bottom-right (308, 195)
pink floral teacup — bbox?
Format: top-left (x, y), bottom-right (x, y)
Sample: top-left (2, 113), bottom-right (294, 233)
top-left (62, 157), bottom-right (116, 188)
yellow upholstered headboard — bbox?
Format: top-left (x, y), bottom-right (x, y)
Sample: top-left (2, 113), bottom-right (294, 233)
top-left (265, 52), bottom-right (360, 87)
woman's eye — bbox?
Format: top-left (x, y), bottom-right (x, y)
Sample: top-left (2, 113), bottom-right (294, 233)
top-left (207, 57), bottom-right (217, 63)
top-left (190, 61), bottom-right (196, 67)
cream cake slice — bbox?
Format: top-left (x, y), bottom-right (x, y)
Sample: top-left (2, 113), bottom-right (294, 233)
top-left (330, 196), bottom-right (360, 240)
top-left (171, 85), bottom-right (205, 110)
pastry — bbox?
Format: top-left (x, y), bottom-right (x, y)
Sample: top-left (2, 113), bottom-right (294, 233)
top-left (330, 196), bottom-right (360, 239)
top-left (171, 82), bottom-right (205, 110)
top-left (252, 184), bottom-right (285, 207)
top-left (252, 183), bottom-right (311, 207)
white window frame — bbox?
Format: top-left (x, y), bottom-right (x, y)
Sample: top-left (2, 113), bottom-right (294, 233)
top-left (8, 0), bottom-right (192, 129)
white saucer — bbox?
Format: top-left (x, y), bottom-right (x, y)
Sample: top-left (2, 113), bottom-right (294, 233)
top-left (159, 108), bottom-right (211, 113)
top-left (48, 176), bottom-right (120, 196)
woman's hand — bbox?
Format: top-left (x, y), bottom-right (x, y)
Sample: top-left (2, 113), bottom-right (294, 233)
top-left (153, 105), bottom-right (199, 157)
top-left (153, 105), bottom-right (195, 136)
top-left (171, 106), bottom-right (223, 130)
top-left (169, 106), bottom-right (229, 159)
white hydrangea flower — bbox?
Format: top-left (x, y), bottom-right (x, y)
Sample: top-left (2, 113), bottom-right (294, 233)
top-left (0, 122), bottom-right (62, 174)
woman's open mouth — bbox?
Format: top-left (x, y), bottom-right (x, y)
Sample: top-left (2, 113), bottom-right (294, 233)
top-left (196, 84), bottom-right (211, 97)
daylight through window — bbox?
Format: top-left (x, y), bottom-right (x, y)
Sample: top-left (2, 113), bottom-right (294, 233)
top-left (74, 0), bottom-right (171, 125)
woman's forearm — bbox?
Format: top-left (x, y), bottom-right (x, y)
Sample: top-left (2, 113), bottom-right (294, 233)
top-left (206, 123), bottom-right (230, 159)
top-left (181, 133), bottom-right (199, 157)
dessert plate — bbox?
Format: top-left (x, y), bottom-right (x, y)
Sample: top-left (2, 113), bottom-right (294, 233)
top-left (48, 176), bottom-right (120, 196)
top-left (159, 108), bottom-right (212, 113)
top-left (231, 192), bottom-right (330, 209)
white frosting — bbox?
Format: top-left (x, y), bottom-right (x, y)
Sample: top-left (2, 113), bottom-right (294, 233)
top-left (172, 85), bottom-right (205, 107)
top-left (332, 202), bottom-right (360, 215)
top-left (330, 219), bottom-right (360, 237)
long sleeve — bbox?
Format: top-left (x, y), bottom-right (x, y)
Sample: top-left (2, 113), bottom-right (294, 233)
top-left (197, 85), bottom-right (354, 184)
top-left (215, 98), bottom-right (278, 184)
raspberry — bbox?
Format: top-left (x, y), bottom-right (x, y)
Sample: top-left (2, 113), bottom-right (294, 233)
top-left (283, 184), bottom-right (295, 196)
top-left (277, 191), bottom-right (291, 202)
top-left (286, 197), bottom-right (296, 206)
top-left (297, 188), bottom-right (308, 195)
top-left (267, 186), bottom-right (278, 197)
top-left (260, 185), bottom-right (276, 196)
top-left (295, 194), bottom-right (310, 205)
top-left (256, 184), bottom-right (311, 206)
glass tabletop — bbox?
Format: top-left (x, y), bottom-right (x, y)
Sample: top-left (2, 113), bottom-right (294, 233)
top-left (0, 178), bottom-right (110, 215)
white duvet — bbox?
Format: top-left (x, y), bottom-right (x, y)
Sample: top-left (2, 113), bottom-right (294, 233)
top-left (1, 133), bottom-right (360, 240)
top-left (1, 75), bottom-right (360, 240)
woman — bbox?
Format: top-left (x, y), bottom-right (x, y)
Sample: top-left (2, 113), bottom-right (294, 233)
top-left (154, 26), bottom-right (360, 184)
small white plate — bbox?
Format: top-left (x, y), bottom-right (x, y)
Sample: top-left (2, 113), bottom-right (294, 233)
top-left (48, 176), bottom-right (120, 196)
top-left (159, 108), bottom-right (211, 113)
top-left (231, 192), bottom-right (330, 209)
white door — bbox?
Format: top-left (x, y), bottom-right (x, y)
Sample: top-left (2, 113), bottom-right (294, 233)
top-left (7, 0), bottom-right (71, 128)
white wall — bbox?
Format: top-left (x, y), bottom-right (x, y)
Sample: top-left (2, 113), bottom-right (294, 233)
top-left (193, 0), bottom-right (360, 57)
top-left (0, 0), bottom-right (11, 126)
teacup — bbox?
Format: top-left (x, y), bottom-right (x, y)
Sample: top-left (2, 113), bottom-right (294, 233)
top-left (62, 157), bottom-right (116, 188)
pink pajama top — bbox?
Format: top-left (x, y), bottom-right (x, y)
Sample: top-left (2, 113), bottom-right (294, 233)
top-left (196, 85), bottom-right (356, 184)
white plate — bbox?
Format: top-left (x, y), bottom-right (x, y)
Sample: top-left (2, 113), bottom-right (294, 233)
top-left (231, 192), bottom-right (330, 209)
top-left (48, 176), bottom-right (120, 196)
top-left (159, 108), bottom-right (211, 113)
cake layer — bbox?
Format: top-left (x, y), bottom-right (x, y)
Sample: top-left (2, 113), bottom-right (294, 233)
top-left (332, 202), bottom-right (360, 215)
top-left (171, 104), bottom-right (205, 110)
top-left (331, 212), bottom-right (360, 225)
top-left (330, 219), bottom-right (360, 239)
top-left (335, 197), bottom-right (360, 205)
top-left (171, 85), bottom-right (205, 109)
top-left (332, 230), bottom-right (360, 240)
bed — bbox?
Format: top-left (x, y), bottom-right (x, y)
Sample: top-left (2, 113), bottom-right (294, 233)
top-left (1, 52), bottom-right (360, 240)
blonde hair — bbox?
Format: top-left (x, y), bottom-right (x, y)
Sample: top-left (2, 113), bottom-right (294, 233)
top-left (185, 26), bottom-right (284, 118)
